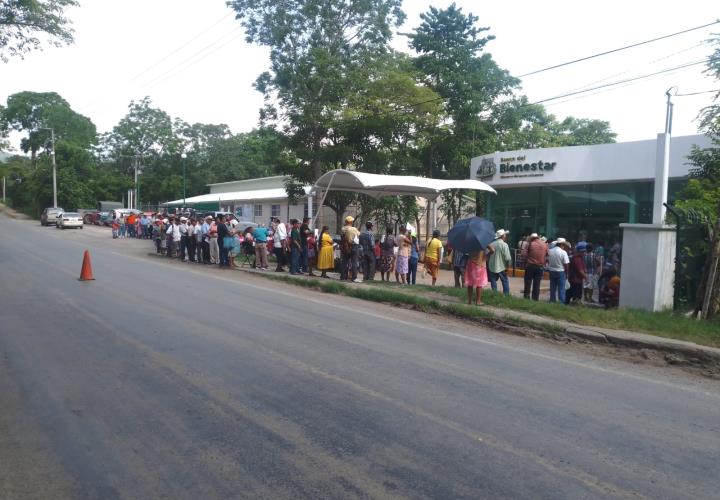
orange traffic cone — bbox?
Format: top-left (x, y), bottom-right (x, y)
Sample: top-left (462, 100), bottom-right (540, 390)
top-left (78, 250), bottom-right (95, 281)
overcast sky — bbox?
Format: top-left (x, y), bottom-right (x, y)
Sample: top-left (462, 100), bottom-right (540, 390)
top-left (2, 0), bottom-right (718, 151)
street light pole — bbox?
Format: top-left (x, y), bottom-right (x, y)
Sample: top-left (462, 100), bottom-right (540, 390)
top-left (181, 153), bottom-right (187, 207)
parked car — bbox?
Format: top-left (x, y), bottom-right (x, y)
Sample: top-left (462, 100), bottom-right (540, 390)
top-left (41, 207), bottom-right (64, 226)
top-left (55, 212), bottom-right (83, 229)
top-left (97, 211), bottom-right (109, 225)
top-left (107, 208), bottom-right (142, 223)
top-left (83, 210), bottom-right (100, 224)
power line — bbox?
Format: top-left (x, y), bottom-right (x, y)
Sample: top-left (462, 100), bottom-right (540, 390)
top-left (530, 58), bottom-right (715, 105)
top-left (558, 42), bottom-right (706, 96)
top-left (518, 20), bottom-right (720, 78)
top-left (129, 12), bottom-right (234, 83)
top-left (141, 29), bottom-right (244, 90)
top-left (676, 89), bottom-right (720, 96)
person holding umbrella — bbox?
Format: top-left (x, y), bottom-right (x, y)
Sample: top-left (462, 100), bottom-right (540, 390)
top-left (446, 216), bottom-right (497, 300)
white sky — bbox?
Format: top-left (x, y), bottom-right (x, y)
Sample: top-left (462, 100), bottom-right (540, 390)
top-left (1, 0), bottom-right (718, 152)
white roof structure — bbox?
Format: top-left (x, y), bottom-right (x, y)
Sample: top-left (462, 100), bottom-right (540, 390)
top-left (314, 169), bottom-right (496, 200)
top-left (165, 186), bottom-right (311, 205)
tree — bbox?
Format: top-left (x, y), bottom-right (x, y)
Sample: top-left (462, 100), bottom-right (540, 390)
top-left (699, 34), bottom-right (720, 135)
top-left (100, 97), bottom-right (179, 164)
top-left (227, 0), bottom-right (405, 226)
top-left (0, 0), bottom-right (78, 62)
top-left (409, 3), bottom-right (518, 226)
top-left (3, 91), bottom-right (96, 163)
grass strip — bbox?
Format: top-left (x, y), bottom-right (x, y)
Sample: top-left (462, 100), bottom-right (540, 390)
top-left (363, 281), bottom-right (720, 348)
top-left (265, 274), bottom-right (563, 335)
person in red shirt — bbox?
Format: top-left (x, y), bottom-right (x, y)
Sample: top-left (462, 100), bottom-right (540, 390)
top-left (566, 243), bottom-right (587, 305)
top-left (522, 233), bottom-right (548, 301)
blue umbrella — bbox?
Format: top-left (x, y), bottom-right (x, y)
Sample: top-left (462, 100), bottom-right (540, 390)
top-left (447, 217), bottom-right (496, 254)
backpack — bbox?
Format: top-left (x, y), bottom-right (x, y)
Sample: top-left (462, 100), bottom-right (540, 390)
top-left (383, 236), bottom-right (394, 251)
top-left (340, 236), bottom-right (352, 256)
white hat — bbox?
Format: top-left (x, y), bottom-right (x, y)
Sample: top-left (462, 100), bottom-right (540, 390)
top-left (494, 229), bottom-right (508, 239)
top-left (180, 217), bottom-right (187, 221)
top-left (163, 218), bottom-right (169, 224)
top-left (529, 233), bottom-right (539, 239)
top-left (230, 219), bottom-right (239, 227)
top-left (552, 237), bottom-right (569, 247)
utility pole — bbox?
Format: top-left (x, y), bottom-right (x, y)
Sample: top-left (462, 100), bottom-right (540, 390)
top-left (134, 156), bottom-right (139, 210)
top-left (653, 87), bottom-right (676, 225)
top-left (50, 128), bottom-right (57, 208)
top-left (2, 176), bottom-right (5, 204)
top-left (40, 128), bottom-right (58, 207)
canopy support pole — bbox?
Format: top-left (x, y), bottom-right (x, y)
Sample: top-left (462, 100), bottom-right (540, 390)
top-left (312, 172), bottom-right (336, 229)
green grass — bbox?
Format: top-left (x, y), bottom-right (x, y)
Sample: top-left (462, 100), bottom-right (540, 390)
top-left (363, 281), bottom-right (720, 348)
top-left (265, 274), bottom-right (563, 335)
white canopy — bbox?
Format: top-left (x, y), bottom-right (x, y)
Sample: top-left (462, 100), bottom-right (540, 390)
top-left (165, 186), bottom-right (311, 206)
top-left (314, 169), bottom-right (496, 200)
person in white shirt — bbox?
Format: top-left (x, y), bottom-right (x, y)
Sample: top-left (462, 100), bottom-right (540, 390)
top-left (547, 238), bottom-right (570, 303)
top-left (201, 217), bottom-right (212, 264)
top-left (166, 218), bottom-right (181, 258)
top-left (273, 217), bottom-right (288, 272)
top-left (192, 219), bottom-right (202, 263)
top-left (178, 217), bottom-right (189, 261)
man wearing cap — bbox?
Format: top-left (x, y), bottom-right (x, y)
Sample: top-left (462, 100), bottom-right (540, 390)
top-left (340, 215), bottom-right (361, 282)
top-left (216, 215), bottom-right (230, 268)
top-left (359, 221), bottom-right (376, 281)
top-left (566, 243), bottom-right (587, 304)
top-left (522, 232), bottom-right (548, 301)
top-left (488, 229), bottom-right (512, 295)
top-left (299, 217), bottom-right (311, 274)
top-left (547, 238), bottom-right (570, 303)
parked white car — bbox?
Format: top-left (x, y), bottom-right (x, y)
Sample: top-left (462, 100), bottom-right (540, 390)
top-left (56, 212), bottom-right (84, 229)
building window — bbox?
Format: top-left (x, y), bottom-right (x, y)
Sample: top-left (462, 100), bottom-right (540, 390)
top-left (304, 201), bottom-right (309, 218)
top-left (235, 206), bottom-right (243, 218)
top-left (254, 204), bottom-right (263, 217)
top-left (271, 204), bottom-right (281, 217)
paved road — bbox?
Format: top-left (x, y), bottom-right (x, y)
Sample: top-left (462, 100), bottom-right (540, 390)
top-left (1, 215), bottom-right (719, 500)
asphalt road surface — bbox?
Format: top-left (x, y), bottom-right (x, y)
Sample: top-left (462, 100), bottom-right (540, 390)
top-left (1, 215), bottom-right (719, 500)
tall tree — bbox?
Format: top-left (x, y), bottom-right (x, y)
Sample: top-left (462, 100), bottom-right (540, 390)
top-left (3, 91), bottom-right (96, 163)
top-left (409, 3), bottom-right (518, 225)
top-left (100, 97), bottom-right (179, 164)
top-left (0, 0), bottom-right (78, 62)
top-left (227, 0), bottom-right (405, 225)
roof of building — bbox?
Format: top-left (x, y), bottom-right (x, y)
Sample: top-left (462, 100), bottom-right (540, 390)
top-left (314, 169), bottom-right (496, 200)
top-left (165, 186), bottom-right (312, 206)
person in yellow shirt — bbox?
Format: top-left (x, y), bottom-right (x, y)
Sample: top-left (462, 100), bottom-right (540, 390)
top-left (317, 226), bottom-right (335, 278)
top-left (424, 229), bottom-right (444, 286)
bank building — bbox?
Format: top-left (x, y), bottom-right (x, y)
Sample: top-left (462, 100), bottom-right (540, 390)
top-left (470, 133), bottom-right (712, 247)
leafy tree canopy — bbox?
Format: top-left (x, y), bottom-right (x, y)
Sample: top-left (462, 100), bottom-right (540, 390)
top-left (0, 0), bottom-right (78, 62)
top-left (3, 91), bottom-right (96, 162)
